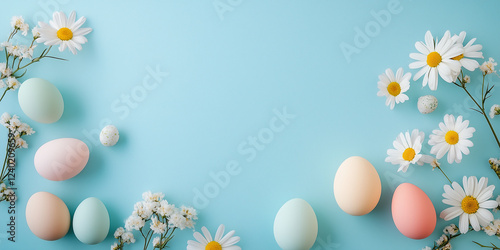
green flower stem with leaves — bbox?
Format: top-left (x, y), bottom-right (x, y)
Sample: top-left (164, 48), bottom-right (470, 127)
top-left (453, 71), bottom-right (500, 180)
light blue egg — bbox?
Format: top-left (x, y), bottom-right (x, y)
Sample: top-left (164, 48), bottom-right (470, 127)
top-left (18, 78), bottom-right (64, 124)
top-left (73, 197), bottom-right (110, 245)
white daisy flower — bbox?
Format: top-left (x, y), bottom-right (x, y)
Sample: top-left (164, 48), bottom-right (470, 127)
top-left (451, 31), bottom-right (483, 71)
top-left (480, 58), bottom-right (497, 75)
top-left (409, 31), bottom-right (462, 90)
top-left (385, 129), bottom-right (427, 172)
top-left (36, 11), bottom-right (92, 55)
top-left (490, 104), bottom-right (500, 119)
top-left (440, 176), bottom-right (497, 234)
top-left (377, 68), bottom-right (411, 109)
top-left (429, 114), bottom-right (475, 164)
top-left (187, 224), bottom-right (241, 250)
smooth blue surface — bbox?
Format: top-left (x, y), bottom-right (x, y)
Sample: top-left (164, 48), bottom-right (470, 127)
top-left (1, 0), bottom-right (500, 249)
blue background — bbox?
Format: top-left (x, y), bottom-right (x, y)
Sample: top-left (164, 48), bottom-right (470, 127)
top-left (1, 0), bottom-right (500, 249)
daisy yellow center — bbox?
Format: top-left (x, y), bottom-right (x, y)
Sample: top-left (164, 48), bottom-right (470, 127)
top-left (57, 27), bottom-right (73, 41)
top-left (445, 130), bottom-right (459, 145)
top-left (452, 54), bottom-right (464, 61)
top-left (387, 82), bottom-right (401, 96)
top-left (205, 241), bottom-right (222, 250)
top-left (461, 196), bottom-right (479, 214)
top-left (427, 51), bottom-right (442, 67)
top-left (402, 148), bottom-right (416, 161)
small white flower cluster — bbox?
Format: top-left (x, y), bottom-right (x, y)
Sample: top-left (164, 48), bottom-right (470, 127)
top-left (111, 227), bottom-right (135, 250)
top-left (490, 104), bottom-right (500, 119)
top-left (0, 182), bottom-right (16, 202)
top-left (0, 42), bottom-right (36, 60)
top-left (423, 224), bottom-right (458, 250)
top-left (0, 113), bottom-right (35, 149)
top-left (112, 191), bottom-right (198, 250)
top-left (480, 57), bottom-right (497, 75)
top-left (483, 219), bottom-right (500, 238)
top-left (10, 16), bottom-right (29, 36)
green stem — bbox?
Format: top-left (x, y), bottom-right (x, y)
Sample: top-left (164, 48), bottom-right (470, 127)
top-left (0, 134), bottom-right (12, 181)
top-left (0, 88), bottom-right (10, 103)
top-left (461, 85), bottom-right (500, 150)
top-left (437, 166), bottom-right (452, 184)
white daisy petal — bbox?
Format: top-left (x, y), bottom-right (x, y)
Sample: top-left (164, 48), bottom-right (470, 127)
top-left (459, 213), bottom-right (469, 234)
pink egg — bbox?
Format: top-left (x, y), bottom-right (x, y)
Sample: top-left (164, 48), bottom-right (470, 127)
top-left (34, 138), bottom-right (89, 181)
top-left (392, 183), bottom-right (436, 239)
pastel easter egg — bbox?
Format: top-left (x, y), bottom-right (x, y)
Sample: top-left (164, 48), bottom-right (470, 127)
top-left (334, 156), bottom-right (382, 216)
top-left (25, 192), bottom-right (70, 241)
top-left (274, 198), bottom-right (318, 250)
top-left (73, 197), bottom-right (110, 244)
top-left (100, 125), bottom-right (119, 146)
top-left (392, 183), bottom-right (436, 239)
top-left (18, 78), bottom-right (64, 123)
top-left (418, 95), bottom-right (438, 114)
top-left (34, 138), bottom-right (90, 181)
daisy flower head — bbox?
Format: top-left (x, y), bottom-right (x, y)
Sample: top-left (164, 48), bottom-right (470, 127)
top-left (451, 31), bottom-right (483, 71)
top-left (440, 176), bottom-right (497, 234)
top-left (429, 114), bottom-right (475, 164)
top-left (490, 104), bottom-right (500, 119)
top-left (377, 67), bottom-right (411, 109)
top-left (36, 11), bottom-right (92, 55)
top-left (409, 31), bottom-right (462, 90)
top-left (187, 224), bottom-right (241, 250)
top-left (385, 129), bottom-right (426, 172)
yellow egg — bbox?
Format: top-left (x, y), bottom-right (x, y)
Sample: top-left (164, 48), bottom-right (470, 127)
top-left (333, 156), bottom-right (381, 216)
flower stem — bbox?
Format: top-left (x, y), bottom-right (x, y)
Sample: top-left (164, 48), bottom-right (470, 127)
top-left (437, 166), bottom-right (452, 184)
top-left (473, 241), bottom-right (500, 249)
top-left (0, 88), bottom-right (9, 103)
top-left (455, 75), bottom-right (500, 180)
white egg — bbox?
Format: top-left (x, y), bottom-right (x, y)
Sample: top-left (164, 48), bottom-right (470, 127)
top-left (417, 95), bottom-right (438, 114)
top-left (99, 125), bottom-right (119, 146)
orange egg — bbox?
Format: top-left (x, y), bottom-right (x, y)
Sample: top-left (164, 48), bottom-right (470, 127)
top-left (391, 183), bottom-right (436, 239)
top-left (25, 192), bottom-right (70, 241)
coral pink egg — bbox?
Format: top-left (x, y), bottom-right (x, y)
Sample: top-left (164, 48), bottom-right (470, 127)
top-left (391, 183), bottom-right (436, 239)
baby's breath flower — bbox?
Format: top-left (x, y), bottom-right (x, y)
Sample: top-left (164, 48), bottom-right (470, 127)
top-left (490, 104), bottom-right (500, 119)
top-left (121, 231), bottom-right (135, 244)
top-left (10, 16), bottom-right (29, 36)
top-left (114, 227), bottom-right (125, 238)
top-left (480, 57), bottom-right (497, 75)
top-left (124, 215), bottom-right (145, 231)
top-left (463, 75), bottom-right (470, 83)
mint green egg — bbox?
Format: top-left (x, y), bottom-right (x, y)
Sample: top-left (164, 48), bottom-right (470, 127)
top-left (73, 197), bottom-right (110, 245)
top-left (18, 78), bottom-right (64, 124)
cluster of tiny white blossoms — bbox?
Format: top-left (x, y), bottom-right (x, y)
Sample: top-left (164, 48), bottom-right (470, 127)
top-left (422, 224), bottom-right (458, 250)
top-left (490, 104), bottom-right (500, 119)
top-left (483, 219), bottom-right (500, 238)
top-left (0, 182), bottom-right (16, 202)
top-left (0, 112), bottom-right (35, 149)
top-left (480, 57), bottom-right (497, 75)
top-left (112, 191), bottom-right (198, 250)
